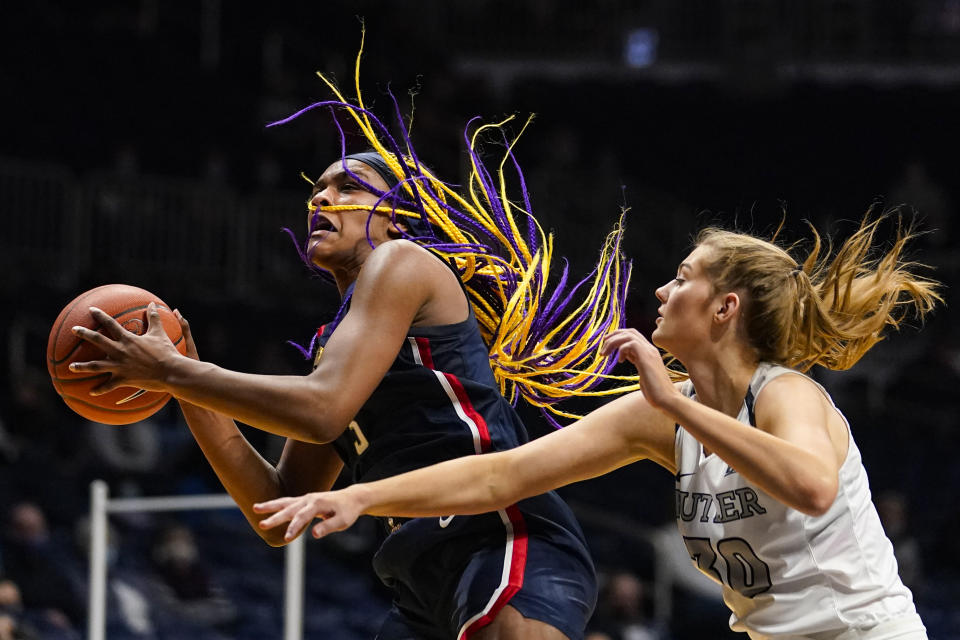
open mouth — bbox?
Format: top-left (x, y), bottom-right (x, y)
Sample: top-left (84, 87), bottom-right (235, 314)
top-left (311, 214), bottom-right (337, 234)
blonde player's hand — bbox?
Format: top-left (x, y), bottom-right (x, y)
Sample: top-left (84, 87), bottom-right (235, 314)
top-left (601, 328), bottom-right (677, 411)
top-left (253, 489), bottom-right (363, 542)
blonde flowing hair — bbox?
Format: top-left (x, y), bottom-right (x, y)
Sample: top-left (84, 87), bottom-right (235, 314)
top-left (695, 211), bottom-right (943, 372)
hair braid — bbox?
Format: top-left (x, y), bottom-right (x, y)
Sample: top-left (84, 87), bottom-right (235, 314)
top-left (271, 29), bottom-right (637, 425)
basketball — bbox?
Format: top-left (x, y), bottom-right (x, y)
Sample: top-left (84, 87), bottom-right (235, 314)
top-left (46, 284), bottom-right (187, 425)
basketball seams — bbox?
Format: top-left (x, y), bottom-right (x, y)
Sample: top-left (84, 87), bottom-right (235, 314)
top-left (49, 302), bottom-right (180, 366)
top-left (56, 373), bottom-right (167, 411)
top-left (63, 393), bottom-right (169, 413)
top-left (47, 285), bottom-right (106, 396)
top-left (63, 393), bottom-right (172, 425)
top-left (47, 284), bottom-right (185, 425)
top-left (48, 283), bottom-right (118, 363)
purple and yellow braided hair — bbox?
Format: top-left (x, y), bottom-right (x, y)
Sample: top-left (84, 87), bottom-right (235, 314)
top-left (270, 30), bottom-right (638, 425)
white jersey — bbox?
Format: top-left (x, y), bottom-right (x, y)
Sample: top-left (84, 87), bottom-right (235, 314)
top-left (673, 363), bottom-right (924, 639)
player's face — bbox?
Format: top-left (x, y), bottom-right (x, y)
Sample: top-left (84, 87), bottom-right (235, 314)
top-left (306, 159), bottom-right (402, 269)
top-left (651, 244), bottom-right (719, 356)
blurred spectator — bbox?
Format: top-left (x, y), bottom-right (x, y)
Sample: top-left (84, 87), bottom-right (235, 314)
top-left (0, 503), bottom-right (84, 637)
top-left (650, 521), bottom-right (721, 601)
top-left (7, 368), bottom-right (71, 461)
top-left (81, 402), bottom-right (209, 502)
top-left (82, 414), bottom-right (185, 504)
top-left (875, 490), bottom-right (922, 590)
top-left (0, 614), bottom-right (22, 640)
top-left (0, 581), bottom-right (19, 611)
top-left (588, 570), bottom-right (663, 640)
top-left (5, 315), bottom-right (88, 509)
top-left (884, 311), bottom-right (960, 437)
top-left (651, 521), bottom-right (736, 639)
top-left (0, 580), bottom-right (40, 640)
top-left (150, 524), bottom-right (237, 628)
top-left (86, 418), bottom-right (162, 482)
top-left (73, 517), bottom-right (156, 638)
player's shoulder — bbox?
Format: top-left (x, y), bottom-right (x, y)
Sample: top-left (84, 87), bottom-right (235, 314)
top-left (357, 240), bottom-right (449, 297)
top-left (754, 366), bottom-right (832, 416)
top-left (364, 239), bottom-right (438, 272)
top-left (758, 368), bottom-right (820, 397)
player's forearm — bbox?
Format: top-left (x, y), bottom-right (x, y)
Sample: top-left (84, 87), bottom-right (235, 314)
top-left (663, 394), bottom-right (838, 515)
top-left (164, 357), bottom-right (341, 443)
top-left (177, 401), bottom-right (293, 544)
top-left (349, 451), bottom-right (520, 518)
top-left (345, 398), bottom-right (655, 519)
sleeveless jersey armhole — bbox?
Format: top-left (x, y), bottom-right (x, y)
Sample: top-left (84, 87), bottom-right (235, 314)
top-left (416, 246), bottom-right (473, 328)
top-left (752, 367), bottom-right (852, 462)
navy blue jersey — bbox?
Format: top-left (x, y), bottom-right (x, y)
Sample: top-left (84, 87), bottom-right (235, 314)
top-left (312, 283), bottom-right (596, 639)
top-left (326, 311), bottom-right (531, 482)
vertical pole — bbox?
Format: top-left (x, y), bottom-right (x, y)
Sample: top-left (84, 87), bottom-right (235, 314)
top-left (652, 540), bottom-right (673, 626)
top-left (88, 480), bottom-right (110, 640)
top-left (282, 533), bottom-right (305, 640)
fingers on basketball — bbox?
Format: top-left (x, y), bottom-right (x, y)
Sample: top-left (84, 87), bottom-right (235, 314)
top-left (47, 284), bottom-right (187, 425)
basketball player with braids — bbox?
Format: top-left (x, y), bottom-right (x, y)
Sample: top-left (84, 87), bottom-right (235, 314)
top-left (256, 215), bottom-right (940, 639)
top-left (68, 40), bottom-right (633, 640)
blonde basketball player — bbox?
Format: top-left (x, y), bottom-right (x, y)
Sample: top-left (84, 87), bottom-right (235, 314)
top-left (256, 213), bottom-right (940, 640)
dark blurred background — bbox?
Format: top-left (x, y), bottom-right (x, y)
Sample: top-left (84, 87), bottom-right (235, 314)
top-left (1, 2), bottom-right (958, 639)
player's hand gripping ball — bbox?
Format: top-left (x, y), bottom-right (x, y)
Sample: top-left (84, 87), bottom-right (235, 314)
top-left (46, 284), bottom-right (186, 425)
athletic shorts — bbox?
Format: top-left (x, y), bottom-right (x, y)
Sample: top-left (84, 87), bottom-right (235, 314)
top-left (371, 495), bottom-right (597, 640)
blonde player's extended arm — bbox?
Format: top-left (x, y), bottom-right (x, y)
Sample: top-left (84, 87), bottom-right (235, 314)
top-left (254, 390), bottom-right (677, 541)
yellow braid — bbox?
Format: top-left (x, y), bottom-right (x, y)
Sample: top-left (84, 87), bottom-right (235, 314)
top-left (301, 31), bottom-right (637, 421)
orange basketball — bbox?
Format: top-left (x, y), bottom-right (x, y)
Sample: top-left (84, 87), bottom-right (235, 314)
top-left (46, 284), bottom-right (187, 425)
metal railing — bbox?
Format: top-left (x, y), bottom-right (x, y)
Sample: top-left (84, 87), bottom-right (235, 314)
top-left (85, 482), bottom-right (683, 638)
top-left (87, 480), bottom-right (306, 640)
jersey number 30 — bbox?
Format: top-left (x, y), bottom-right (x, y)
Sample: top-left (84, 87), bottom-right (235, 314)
top-left (683, 536), bottom-right (771, 598)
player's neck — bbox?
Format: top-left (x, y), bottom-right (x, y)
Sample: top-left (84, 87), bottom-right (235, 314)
top-left (332, 270), bottom-right (360, 297)
top-left (327, 239), bottom-right (388, 296)
top-left (685, 354), bottom-right (758, 418)
top-left (327, 252), bottom-right (370, 297)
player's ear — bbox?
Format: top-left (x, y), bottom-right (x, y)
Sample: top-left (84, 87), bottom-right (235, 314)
top-left (714, 292), bottom-right (740, 324)
top-left (387, 221), bottom-right (409, 239)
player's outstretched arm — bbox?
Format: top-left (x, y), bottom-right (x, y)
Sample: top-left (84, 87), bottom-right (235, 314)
top-left (69, 241), bottom-right (436, 445)
top-left (603, 328), bottom-right (841, 516)
top-left (253, 389), bottom-right (677, 541)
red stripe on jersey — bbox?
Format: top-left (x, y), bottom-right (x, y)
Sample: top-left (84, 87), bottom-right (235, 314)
top-left (414, 337), bottom-right (434, 369)
top-left (431, 358), bottom-right (527, 637)
top-left (459, 505), bottom-right (529, 639)
top-left (442, 372), bottom-right (492, 452)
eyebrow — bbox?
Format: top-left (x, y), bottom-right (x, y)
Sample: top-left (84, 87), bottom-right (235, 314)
top-left (312, 167), bottom-right (370, 194)
top-left (678, 262), bottom-right (692, 274)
